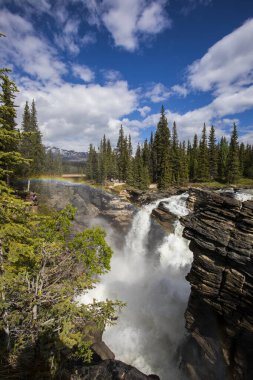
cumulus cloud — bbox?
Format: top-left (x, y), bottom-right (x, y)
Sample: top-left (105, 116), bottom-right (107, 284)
top-left (188, 18), bottom-right (253, 94)
top-left (72, 64), bottom-right (95, 82)
top-left (101, 0), bottom-right (171, 51)
top-left (0, 9), bottom-right (66, 84)
top-left (102, 69), bottom-right (122, 82)
top-left (138, 106), bottom-right (151, 117)
top-left (145, 83), bottom-right (171, 103)
top-left (17, 80), bottom-right (138, 150)
top-left (171, 84), bottom-right (188, 97)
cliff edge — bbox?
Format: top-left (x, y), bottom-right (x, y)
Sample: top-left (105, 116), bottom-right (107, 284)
top-left (180, 188), bottom-right (253, 380)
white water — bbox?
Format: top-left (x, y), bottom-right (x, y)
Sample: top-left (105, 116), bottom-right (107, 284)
top-left (234, 191), bottom-right (253, 202)
top-left (79, 193), bottom-right (193, 379)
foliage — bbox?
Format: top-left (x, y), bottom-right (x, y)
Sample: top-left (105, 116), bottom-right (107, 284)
top-left (0, 182), bottom-right (124, 376)
top-left (0, 70), bottom-right (28, 183)
top-left (19, 100), bottom-right (45, 177)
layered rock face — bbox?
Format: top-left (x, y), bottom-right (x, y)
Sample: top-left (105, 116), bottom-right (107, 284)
top-left (31, 181), bottom-right (135, 235)
top-left (181, 188), bottom-right (253, 380)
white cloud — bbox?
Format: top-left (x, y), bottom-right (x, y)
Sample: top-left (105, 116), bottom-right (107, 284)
top-left (171, 84), bottom-right (188, 97)
top-left (138, 106), bottom-right (151, 117)
top-left (102, 69), bottom-right (122, 82)
top-left (17, 80), bottom-right (138, 150)
top-left (0, 9), bottom-right (66, 84)
top-left (180, 0), bottom-right (212, 16)
top-left (101, 0), bottom-right (171, 51)
top-left (54, 18), bottom-right (81, 54)
top-left (188, 19), bottom-right (253, 93)
top-left (72, 64), bottom-right (95, 82)
top-left (145, 83), bottom-right (171, 103)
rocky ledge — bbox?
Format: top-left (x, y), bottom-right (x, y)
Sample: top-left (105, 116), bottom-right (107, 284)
top-left (180, 188), bottom-right (253, 380)
top-left (70, 360), bottom-right (160, 380)
top-left (31, 180), bottom-right (135, 234)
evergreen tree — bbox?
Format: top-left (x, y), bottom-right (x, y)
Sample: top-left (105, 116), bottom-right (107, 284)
top-left (0, 69), bottom-right (27, 183)
top-left (243, 144), bottom-right (253, 178)
top-left (86, 144), bottom-right (98, 180)
top-left (189, 134), bottom-right (199, 181)
top-left (0, 181), bottom-right (123, 376)
top-left (171, 121), bottom-right (180, 184)
top-left (19, 100), bottom-right (45, 177)
top-left (198, 124), bottom-right (209, 181)
top-left (133, 144), bottom-right (149, 190)
top-left (208, 125), bottom-right (217, 179)
top-left (226, 124), bottom-right (240, 183)
top-left (217, 136), bottom-right (229, 180)
top-left (149, 131), bottom-right (156, 182)
top-left (178, 141), bottom-right (189, 184)
top-left (153, 106), bottom-right (172, 189)
top-left (239, 142), bottom-right (245, 176)
top-left (116, 126), bottom-right (129, 181)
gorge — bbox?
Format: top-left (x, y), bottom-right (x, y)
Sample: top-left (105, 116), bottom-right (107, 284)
top-left (32, 180), bottom-right (253, 380)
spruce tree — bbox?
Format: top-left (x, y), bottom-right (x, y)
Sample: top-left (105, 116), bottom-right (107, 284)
top-left (208, 125), bottom-right (217, 179)
top-left (198, 124), bottom-right (209, 181)
top-left (171, 121), bottom-right (180, 184)
top-left (217, 137), bottom-right (229, 180)
top-left (0, 70), bottom-right (27, 183)
top-left (153, 106), bottom-right (172, 189)
top-left (116, 125), bottom-right (129, 181)
top-left (20, 100), bottom-right (45, 177)
top-left (226, 124), bottom-right (240, 183)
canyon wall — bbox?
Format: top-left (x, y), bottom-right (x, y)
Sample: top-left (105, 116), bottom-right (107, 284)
top-left (181, 189), bottom-right (253, 380)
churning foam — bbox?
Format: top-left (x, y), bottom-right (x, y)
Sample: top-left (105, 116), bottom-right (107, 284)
top-left (79, 193), bottom-right (193, 379)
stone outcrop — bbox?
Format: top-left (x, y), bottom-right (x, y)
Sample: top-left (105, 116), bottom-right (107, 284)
top-left (151, 201), bottom-right (177, 233)
top-left (31, 181), bottom-right (135, 234)
top-left (180, 188), bottom-right (253, 380)
top-left (70, 360), bottom-right (160, 380)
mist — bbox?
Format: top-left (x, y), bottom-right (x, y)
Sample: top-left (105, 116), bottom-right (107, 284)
top-left (79, 193), bottom-right (193, 380)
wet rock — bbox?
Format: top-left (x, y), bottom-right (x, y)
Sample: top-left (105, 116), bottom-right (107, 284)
top-left (70, 360), bottom-right (160, 380)
top-left (31, 181), bottom-right (135, 233)
top-left (181, 188), bottom-right (253, 380)
top-left (151, 202), bottom-right (177, 233)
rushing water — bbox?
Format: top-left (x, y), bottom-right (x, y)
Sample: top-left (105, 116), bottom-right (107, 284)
top-left (79, 193), bottom-right (193, 379)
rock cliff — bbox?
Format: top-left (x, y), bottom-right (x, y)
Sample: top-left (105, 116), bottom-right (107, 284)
top-left (31, 180), bottom-right (135, 236)
top-left (180, 188), bottom-right (253, 380)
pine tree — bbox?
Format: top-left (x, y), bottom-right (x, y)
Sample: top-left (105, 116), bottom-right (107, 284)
top-left (171, 121), bottom-right (180, 184)
top-left (153, 106), bottom-right (172, 189)
top-left (198, 124), bottom-right (209, 181)
top-left (133, 144), bottom-right (149, 190)
top-left (226, 124), bottom-right (240, 183)
top-left (217, 136), bottom-right (229, 180)
top-left (188, 134), bottom-right (199, 181)
top-left (239, 142), bottom-right (245, 176)
top-left (178, 141), bottom-right (189, 184)
top-left (19, 100), bottom-right (45, 177)
top-left (0, 69), bottom-right (27, 183)
top-left (243, 144), bottom-right (253, 178)
top-left (30, 99), bottom-right (45, 174)
top-left (116, 125), bottom-right (129, 181)
top-left (208, 125), bottom-right (217, 179)
top-left (149, 131), bottom-right (156, 182)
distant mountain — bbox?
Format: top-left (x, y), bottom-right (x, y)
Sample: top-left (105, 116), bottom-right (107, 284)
top-left (46, 146), bottom-right (88, 162)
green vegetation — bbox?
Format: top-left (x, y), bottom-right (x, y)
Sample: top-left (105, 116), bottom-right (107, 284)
top-left (86, 107), bottom-right (253, 190)
top-left (0, 49), bottom-right (123, 378)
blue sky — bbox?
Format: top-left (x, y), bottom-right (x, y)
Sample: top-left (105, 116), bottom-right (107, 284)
top-left (0, 0), bottom-right (253, 151)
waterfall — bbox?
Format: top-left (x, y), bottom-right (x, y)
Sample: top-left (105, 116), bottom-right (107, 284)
top-left (79, 193), bottom-right (193, 380)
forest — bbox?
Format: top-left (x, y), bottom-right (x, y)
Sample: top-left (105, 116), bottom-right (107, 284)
top-left (86, 106), bottom-right (253, 190)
